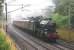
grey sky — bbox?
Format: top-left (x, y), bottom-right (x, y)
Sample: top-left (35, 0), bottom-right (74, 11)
top-left (6, 0), bottom-right (55, 20)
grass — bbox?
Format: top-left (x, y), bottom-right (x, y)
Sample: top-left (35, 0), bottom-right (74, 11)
top-left (0, 24), bottom-right (17, 50)
top-left (0, 29), bottom-right (10, 50)
top-left (57, 28), bottom-right (74, 43)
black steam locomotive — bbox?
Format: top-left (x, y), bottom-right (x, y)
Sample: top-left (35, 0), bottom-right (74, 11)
top-left (13, 17), bottom-right (58, 42)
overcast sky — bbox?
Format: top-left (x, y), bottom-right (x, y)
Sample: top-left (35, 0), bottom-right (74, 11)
top-left (6, 0), bottom-right (55, 20)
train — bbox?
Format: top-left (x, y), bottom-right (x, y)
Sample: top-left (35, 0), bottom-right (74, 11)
top-left (13, 17), bottom-right (59, 42)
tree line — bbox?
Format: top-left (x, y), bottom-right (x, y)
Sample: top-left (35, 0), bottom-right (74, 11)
top-left (52, 0), bottom-right (74, 28)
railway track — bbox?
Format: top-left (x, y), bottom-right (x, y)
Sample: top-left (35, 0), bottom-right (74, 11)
top-left (56, 40), bottom-right (74, 50)
top-left (7, 30), bottom-right (37, 50)
top-left (12, 25), bottom-right (70, 50)
top-left (11, 26), bottom-right (50, 50)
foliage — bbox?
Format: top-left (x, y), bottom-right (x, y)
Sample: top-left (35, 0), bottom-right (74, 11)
top-left (52, 13), bottom-right (68, 28)
top-left (0, 0), bottom-right (4, 20)
top-left (53, 0), bottom-right (74, 28)
top-left (0, 30), bottom-right (10, 50)
top-left (54, 0), bottom-right (74, 16)
top-left (53, 0), bottom-right (74, 42)
top-left (0, 24), bottom-right (17, 50)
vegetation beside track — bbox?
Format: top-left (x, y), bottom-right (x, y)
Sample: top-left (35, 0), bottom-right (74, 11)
top-left (52, 13), bottom-right (74, 43)
top-left (0, 24), bottom-right (17, 50)
top-left (57, 28), bottom-right (74, 43)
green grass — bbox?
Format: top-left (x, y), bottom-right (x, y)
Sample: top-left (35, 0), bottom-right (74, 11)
top-left (0, 30), bottom-right (11, 50)
top-left (0, 23), bottom-right (17, 50)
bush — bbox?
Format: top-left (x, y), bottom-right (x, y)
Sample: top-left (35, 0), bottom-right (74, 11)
top-left (52, 13), bottom-right (68, 28)
top-left (0, 30), bottom-right (10, 50)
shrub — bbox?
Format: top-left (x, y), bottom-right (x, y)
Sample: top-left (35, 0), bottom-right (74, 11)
top-left (52, 13), bottom-right (68, 28)
top-left (0, 30), bottom-right (10, 50)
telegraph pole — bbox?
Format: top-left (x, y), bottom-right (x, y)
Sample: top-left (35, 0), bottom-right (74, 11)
top-left (5, 3), bottom-right (7, 32)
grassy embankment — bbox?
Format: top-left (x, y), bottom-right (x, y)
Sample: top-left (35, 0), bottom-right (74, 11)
top-left (57, 28), bottom-right (74, 43)
top-left (0, 24), bottom-right (17, 50)
top-left (52, 13), bottom-right (74, 43)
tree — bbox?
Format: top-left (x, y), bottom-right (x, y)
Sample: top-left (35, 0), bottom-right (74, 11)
top-left (52, 13), bottom-right (68, 28)
top-left (0, 0), bottom-right (4, 21)
top-left (53, 0), bottom-right (74, 28)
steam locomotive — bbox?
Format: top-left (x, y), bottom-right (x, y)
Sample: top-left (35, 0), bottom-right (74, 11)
top-left (13, 17), bottom-right (58, 42)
